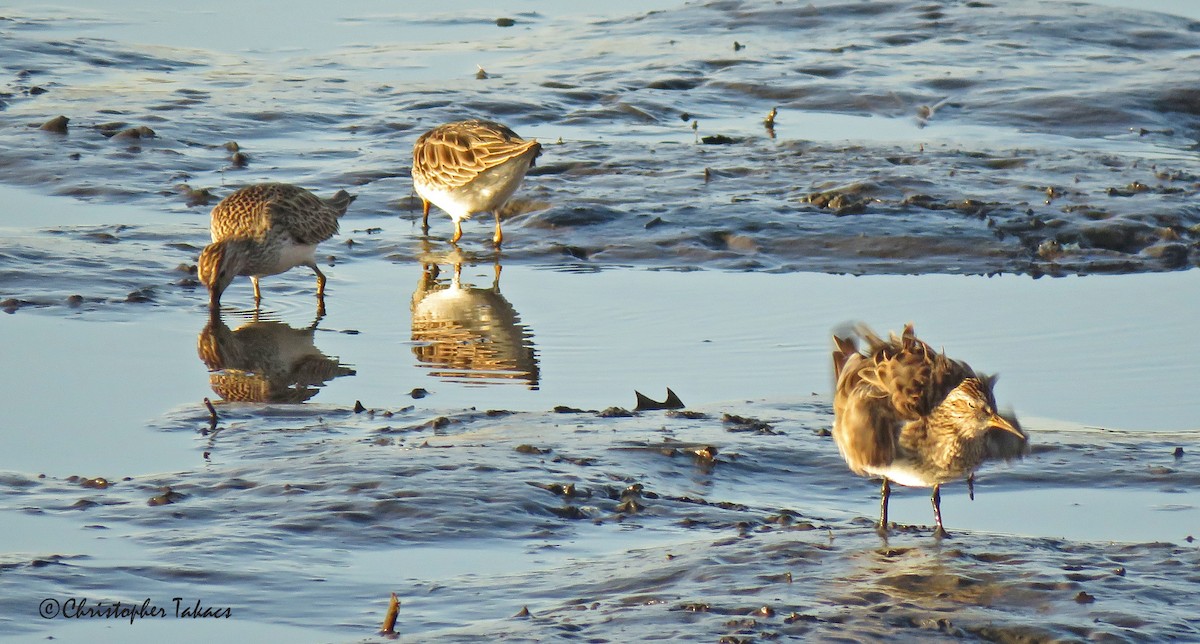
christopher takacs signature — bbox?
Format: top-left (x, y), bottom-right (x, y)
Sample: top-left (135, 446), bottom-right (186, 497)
top-left (39, 597), bottom-right (232, 624)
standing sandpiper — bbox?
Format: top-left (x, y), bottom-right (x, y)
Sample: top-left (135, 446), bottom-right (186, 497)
top-left (831, 323), bottom-right (1027, 538)
top-left (197, 183), bottom-right (355, 312)
top-left (411, 119), bottom-right (541, 246)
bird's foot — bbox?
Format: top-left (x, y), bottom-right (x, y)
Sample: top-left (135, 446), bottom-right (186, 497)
top-left (933, 526), bottom-right (951, 540)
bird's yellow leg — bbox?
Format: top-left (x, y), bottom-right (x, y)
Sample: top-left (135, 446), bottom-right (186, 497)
top-left (493, 212), bottom-right (503, 247)
top-left (313, 265), bottom-right (327, 298)
top-left (451, 220), bottom-right (463, 244)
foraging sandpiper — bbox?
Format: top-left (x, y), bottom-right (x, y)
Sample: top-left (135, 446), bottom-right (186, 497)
top-left (411, 119), bottom-right (541, 246)
top-left (197, 183), bottom-right (355, 311)
top-left (831, 323), bottom-right (1026, 537)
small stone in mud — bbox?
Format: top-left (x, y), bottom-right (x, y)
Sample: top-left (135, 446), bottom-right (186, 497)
top-left (1074, 591), bottom-right (1096, 604)
top-left (230, 151), bottom-right (249, 167)
top-left (550, 505), bottom-right (587, 520)
top-left (80, 477), bottom-right (110, 489)
top-left (223, 141), bottom-right (240, 152)
top-left (1036, 239), bottom-right (1063, 260)
top-left (515, 444), bottom-right (549, 455)
top-left (1174, 447), bottom-right (1184, 458)
top-left (176, 183), bottom-right (214, 206)
top-left (29, 86), bottom-right (48, 95)
top-left (598, 407), bottom-right (635, 418)
top-left (66, 295), bottom-right (83, 307)
top-left (475, 65), bottom-right (489, 80)
top-left (125, 288), bottom-right (154, 303)
top-left (39, 115), bottom-right (69, 133)
top-left (553, 405), bottom-right (588, 413)
top-left (733, 41), bottom-right (745, 51)
top-left (112, 125), bottom-right (155, 140)
top-left (666, 410), bottom-right (708, 419)
top-left (539, 482), bottom-right (576, 497)
top-left (409, 388), bottom-right (428, 399)
top-left (693, 446), bottom-right (718, 461)
top-left (353, 400), bottom-right (366, 413)
top-left (722, 413), bottom-right (776, 434)
top-left (784, 612), bottom-right (816, 624)
top-left (72, 499), bottom-right (99, 509)
top-left (616, 498), bottom-right (644, 513)
top-left (148, 487), bottom-right (185, 506)
top-left (495, 17), bottom-right (516, 27)
top-left (701, 134), bottom-right (739, 145)
top-left (753, 605), bottom-right (775, 617)
top-left (513, 606), bottom-right (530, 618)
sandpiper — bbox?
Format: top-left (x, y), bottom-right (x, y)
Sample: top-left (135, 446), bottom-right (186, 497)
top-left (411, 119), bottom-right (541, 246)
top-left (831, 323), bottom-right (1026, 538)
top-left (197, 183), bottom-right (355, 311)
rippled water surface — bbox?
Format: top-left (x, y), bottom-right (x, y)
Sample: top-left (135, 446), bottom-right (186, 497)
top-left (2, 0), bottom-right (1199, 641)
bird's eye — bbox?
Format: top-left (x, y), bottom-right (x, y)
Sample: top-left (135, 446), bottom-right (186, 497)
top-left (967, 400), bottom-right (977, 409)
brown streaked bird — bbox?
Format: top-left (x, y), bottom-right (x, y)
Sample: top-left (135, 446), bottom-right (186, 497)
top-left (411, 119), bottom-right (541, 246)
top-left (197, 183), bottom-right (355, 311)
top-left (831, 323), bottom-right (1027, 538)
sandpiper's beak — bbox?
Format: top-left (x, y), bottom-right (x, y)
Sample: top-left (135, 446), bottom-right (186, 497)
top-left (988, 412), bottom-right (1024, 438)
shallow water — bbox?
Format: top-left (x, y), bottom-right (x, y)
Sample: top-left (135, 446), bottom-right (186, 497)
top-left (2, 0), bottom-right (1200, 275)
top-left (2, 0), bottom-right (1200, 641)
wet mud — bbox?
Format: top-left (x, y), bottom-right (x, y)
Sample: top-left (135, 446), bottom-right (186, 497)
top-left (2, 1), bottom-right (1200, 641)
top-left (1, 401), bottom-right (1197, 640)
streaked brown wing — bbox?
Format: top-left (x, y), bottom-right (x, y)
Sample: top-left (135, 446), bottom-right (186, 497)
top-left (209, 185), bottom-right (273, 241)
top-left (858, 324), bottom-right (972, 419)
top-left (263, 185), bottom-right (341, 245)
top-left (412, 120), bottom-right (540, 191)
top-left (833, 349), bottom-right (903, 471)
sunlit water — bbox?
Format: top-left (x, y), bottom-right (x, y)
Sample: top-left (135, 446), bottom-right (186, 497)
top-left (2, 0), bottom-right (1199, 641)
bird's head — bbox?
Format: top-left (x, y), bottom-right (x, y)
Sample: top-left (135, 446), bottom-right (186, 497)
top-left (197, 240), bottom-right (247, 309)
top-left (942, 377), bottom-right (1024, 439)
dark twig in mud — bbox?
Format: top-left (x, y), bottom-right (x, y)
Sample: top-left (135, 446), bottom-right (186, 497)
top-left (203, 397), bottom-right (218, 431)
top-left (380, 592), bottom-right (400, 636)
top-left (634, 387), bottom-right (685, 411)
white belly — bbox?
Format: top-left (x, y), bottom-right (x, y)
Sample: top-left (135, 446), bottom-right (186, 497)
top-left (862, 463), bottom-right (938, 488)
top-left (254, 242), bottom-right (317, 277)
top-left (416, 156), bottom-right (533, 221)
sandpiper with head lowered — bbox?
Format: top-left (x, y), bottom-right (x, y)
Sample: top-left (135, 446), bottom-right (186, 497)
top-left (411, 119), bottom-right (541, 246)
top-left (198, 183), bottom-right (355, 312)
top-left (831, 323), bottom-right (1027, 538)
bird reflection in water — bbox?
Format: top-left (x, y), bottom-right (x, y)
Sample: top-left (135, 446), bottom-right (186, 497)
top-left (410, 257), bottom-right (539, 389)
top-left (197, 310), bottom-right (356, 403)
